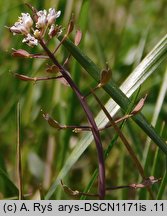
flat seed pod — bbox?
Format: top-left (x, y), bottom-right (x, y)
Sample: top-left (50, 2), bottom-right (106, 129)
top-left (74, 30), bottom-right (82, 46)
top-left (42, 113), bottom-right (62, 129)
top-left (46, 65), bottom-right (60, 73)
top-left (131, 95), bottom-right (147, 115)
top-left (99, 68), bottom-right (112, 87)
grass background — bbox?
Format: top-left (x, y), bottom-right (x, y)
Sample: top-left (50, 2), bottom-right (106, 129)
top-left (0, 0), bottom-right (166, 199)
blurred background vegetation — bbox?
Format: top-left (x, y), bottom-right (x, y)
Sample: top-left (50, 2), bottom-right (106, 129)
top-left (0, 0), bottom-right (166, 199)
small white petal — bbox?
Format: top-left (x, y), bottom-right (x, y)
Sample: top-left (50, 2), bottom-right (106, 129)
top-left (56, 10), bottom-right (61, 18)
top-left (48, 8), bottom-right (55, 14)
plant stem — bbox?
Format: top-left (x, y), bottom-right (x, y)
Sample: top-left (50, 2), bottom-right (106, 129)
top-left (39, 39), bottom-right (105, 199)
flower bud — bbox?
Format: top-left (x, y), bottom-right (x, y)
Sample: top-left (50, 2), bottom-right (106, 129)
top-left (36, 10), bottom-right (47, 29)
top-left (10, 22), bottom-right (29, 35)
top-left (20, 13), bottom-right (33, 28)
top-left (47, 8), bottom-right (61, 25)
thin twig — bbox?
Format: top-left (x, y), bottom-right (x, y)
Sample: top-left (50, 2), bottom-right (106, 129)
top-left (61, 176), bottom-right (161, 198)
top-left (14, 73), bottom-right (63, 82)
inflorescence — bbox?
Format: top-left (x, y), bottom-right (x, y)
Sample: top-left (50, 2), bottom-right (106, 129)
top-left (10, 8), bottom-right (62, 47)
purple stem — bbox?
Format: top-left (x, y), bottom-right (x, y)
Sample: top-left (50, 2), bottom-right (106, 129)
top-left (39, 39), bottom-right (105, 199)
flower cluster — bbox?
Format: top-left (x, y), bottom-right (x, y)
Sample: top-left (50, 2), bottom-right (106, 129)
top-left (10, 8), bottom-right (61, 47)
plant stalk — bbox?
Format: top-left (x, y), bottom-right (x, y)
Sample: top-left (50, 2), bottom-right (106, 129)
top-left (39, 39), bottom-right (105, 199)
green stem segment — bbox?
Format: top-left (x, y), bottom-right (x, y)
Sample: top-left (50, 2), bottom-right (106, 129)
top-left (39, 39), bottom-right (105, 199)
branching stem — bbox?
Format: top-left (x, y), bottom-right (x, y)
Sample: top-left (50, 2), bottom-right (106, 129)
top-left (39, 38), bottom-right (105, 199)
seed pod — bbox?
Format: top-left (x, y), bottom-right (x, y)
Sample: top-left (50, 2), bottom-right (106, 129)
top-left (14, 73), bottom-right (35, 81)
top-left (131, 94), bottom-right (147, 115)
top-left (46, 65), bottom-right (60, 73)
top-left (99, 67), bottom-right (112, 87)
top-left (12, 49), bottom-right (31, 58)
top-left (61, 180), bottom-right (80, 196)
top-left (42, 113), bottom-right (62, 129)
top-left (74, 30), bottom-right (82, 46)
top-left (67, 17), bottom-right (74, 35)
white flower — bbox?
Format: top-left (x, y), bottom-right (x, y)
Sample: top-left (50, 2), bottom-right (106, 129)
top-left (10, 20), bottom-right (29, 35)
top-left (10, 22), bottom-right (28, 35)
top-left (36, 10), bottom-right (47, 29)
top-left (19, 13), bottom-right (33, 28)
top-left (22, 34), bottom-right (38, 47)
top-left (9, 8), bottom-right (62, 43)
top-left (47, 8), bottom-right (61, 25)
top-left (10, 13), bottom-right (33, 35)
